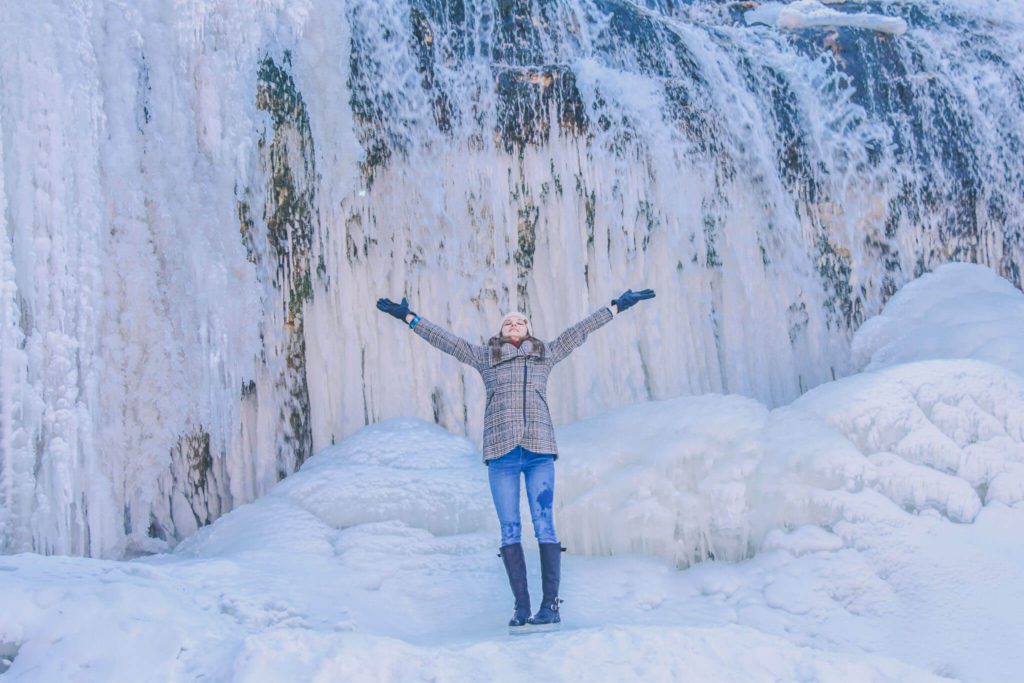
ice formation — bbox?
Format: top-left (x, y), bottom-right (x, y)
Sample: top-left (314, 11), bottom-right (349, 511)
top-left (556, 344), bottom-right (1024, 566)
top-left (746, 1), bottom-right (909, 35)
top-left (851, 262), bottom-right (1024, 376)
top-left (3, 265), bottom-right (1024, 681)
top-left (175, 264), bottom-right (1024, 575)
top-left (3, 0), bottom-right (1023, 557)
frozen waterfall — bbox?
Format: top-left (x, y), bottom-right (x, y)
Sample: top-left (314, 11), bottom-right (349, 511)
top-left (1, 0), bottom-right (1022, 557)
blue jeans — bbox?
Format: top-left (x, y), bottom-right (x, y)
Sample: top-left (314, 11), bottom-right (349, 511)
top-left (487, 446), bottom-right (558, 547)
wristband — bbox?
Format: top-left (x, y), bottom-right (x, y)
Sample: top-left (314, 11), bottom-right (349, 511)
top-left (409, 315), bottom-right (421, 329)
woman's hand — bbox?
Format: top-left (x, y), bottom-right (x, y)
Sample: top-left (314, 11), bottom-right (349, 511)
top-left (376, 297), bottom-right (416, 323)
top-left (611, 288), bottom-right (655, 313)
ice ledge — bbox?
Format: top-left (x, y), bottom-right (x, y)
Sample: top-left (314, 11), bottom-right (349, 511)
top-left (745, 0), bottom-right (909, 35)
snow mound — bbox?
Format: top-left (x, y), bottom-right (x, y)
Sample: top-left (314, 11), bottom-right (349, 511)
top-left (852, 262), bottom-right (1024, 376)
top-left (556, 264), bottom-right (1024, 568)
top-left (555, 394), bottom-right (770, 565)
top-left (746, 0), bottom-right (909, 35)
top-left (555, 359), bottom-right (1024, 568)
top-left (173, 361), bottom-right (1023, 575)
top-left (793, 360), bottom-right (1024, 509)
top-left (175, 353), bottom-right (1024, 576)
top-left (270, 418), bottom-right (492, 537)
top-left (175, 418), bottom-right (493, 559)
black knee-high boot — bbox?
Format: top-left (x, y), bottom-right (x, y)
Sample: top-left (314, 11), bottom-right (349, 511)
top-left (499, 543), bottom-right (531, 633)
top-left (527, 542), bottom-right (562, 630)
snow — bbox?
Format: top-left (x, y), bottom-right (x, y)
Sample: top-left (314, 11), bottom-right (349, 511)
top-left (5, 0), bottom-right (1024, 557)
top-left (2, 263), bottom-right (1023, 681)
top-left (851, 262), bottom-right (1024, 377)
top-left (745, 1), bottom-right (909, 35)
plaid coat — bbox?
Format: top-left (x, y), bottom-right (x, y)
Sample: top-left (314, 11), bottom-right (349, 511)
top-left (413, 307), bottom-right (614, 462)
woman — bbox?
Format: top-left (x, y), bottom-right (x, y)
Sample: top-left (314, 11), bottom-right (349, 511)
top-left (375, 288), bottom-right (655, 633)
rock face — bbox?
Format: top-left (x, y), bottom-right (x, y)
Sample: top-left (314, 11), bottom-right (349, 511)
top-left (1, 0), bottom-right (1022, 557)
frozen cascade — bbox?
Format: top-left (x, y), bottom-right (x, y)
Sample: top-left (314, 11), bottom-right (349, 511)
top-left (1, 0), bottom-right (1022, 557)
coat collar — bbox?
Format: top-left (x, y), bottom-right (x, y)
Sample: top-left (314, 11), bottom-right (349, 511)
top-left (489, 338), bottom-right (543, 366)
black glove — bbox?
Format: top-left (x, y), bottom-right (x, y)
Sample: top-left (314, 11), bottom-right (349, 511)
top-left (376, 296), bottom-right (415, 321)
top-left (612, 288), bottom-right (655, 312)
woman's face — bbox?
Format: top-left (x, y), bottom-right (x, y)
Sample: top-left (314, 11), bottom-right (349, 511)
top-left (501, 317), bottom-right (528, 342)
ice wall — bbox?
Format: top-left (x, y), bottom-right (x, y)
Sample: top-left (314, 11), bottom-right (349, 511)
top-left (2, 0), bottom-right (1023, 557)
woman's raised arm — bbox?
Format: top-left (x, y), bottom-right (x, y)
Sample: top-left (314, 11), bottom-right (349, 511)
top-left (547, 288), bottom-right (656, 364)
top-left (376, 296), bottom-right (487, 370)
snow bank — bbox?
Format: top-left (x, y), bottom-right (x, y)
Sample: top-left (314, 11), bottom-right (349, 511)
top-left (554, 394), bottom-right (771, 565)
top-left (555, 358), bottom-right (1024, 567)
top-left (171, 417), bottom-right (493, 560)
top-left (266, 418), bottom-right (491, 538)
top-left (182, 356), bottom-right (1024, 576)
top-left (2, 412), bottom-right (957, 680)
top-left (746, 1), bottom-right (909, 36)
top-left (3, 401), bottom-right (1019, 680)
top-left (3, 266), bottom-right (1024, 681)
top-left (549, 264), bottom-right (1024, 681)
top-left (852, 262), bottom-right (1024, 376)
top-left (0, 541), bottom-right (949, 682)
top-left (794, 360), bottom-right (1024, 504)
top-left (555, 263), bottom-right (1024, 567)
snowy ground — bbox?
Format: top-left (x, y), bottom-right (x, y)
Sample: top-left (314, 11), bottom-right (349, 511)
top-left (2, 263), bottom-right (1023, 682)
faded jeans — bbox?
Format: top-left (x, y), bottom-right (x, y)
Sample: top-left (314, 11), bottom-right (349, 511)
top-left (487, 446), bottom-right (558, 547)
